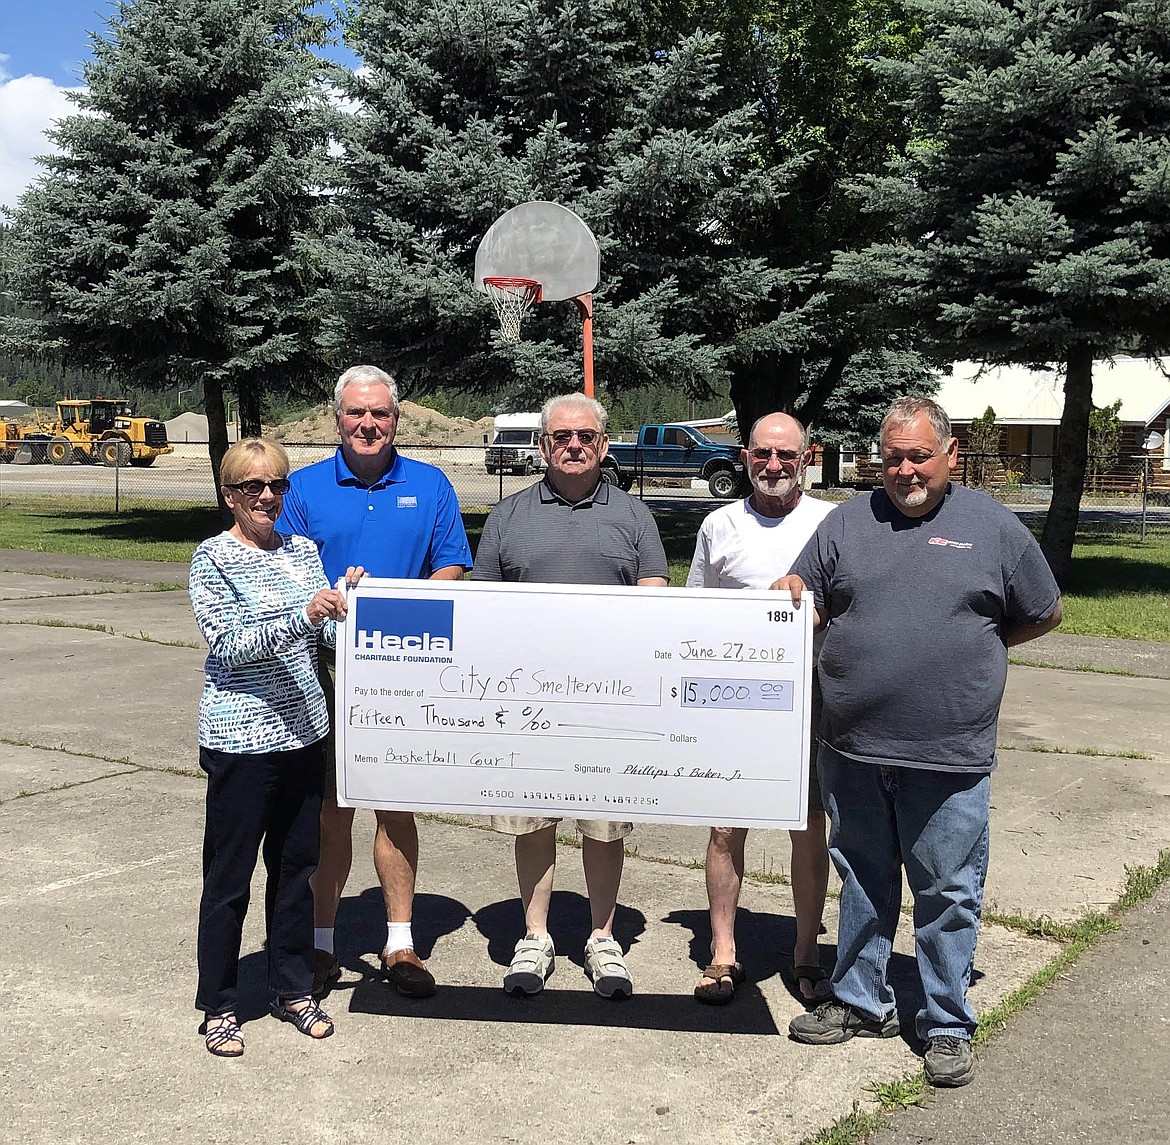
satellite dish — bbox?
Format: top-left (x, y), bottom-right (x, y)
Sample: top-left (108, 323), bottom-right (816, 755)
top-left (1142, 431), bottom-right (1164, 450)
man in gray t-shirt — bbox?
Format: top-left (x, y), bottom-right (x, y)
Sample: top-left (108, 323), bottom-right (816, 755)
top-left (473, 393), bottom-right (668, 1001)
top-left (775, 397), bottom-right (1061, 1089)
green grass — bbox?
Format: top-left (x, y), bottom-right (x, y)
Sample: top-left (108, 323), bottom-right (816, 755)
top-left (803, 1103), bottom-right (890, 1145)
top-left (0, 499), bottom-right (220, 562)
top-left (997, 741), bottom-right (1152, 760)
top-left (863, 1074), bottom-right (929, 1111)
top-left (1008, 656), bottom-right (1139, 676)
top-left (657, 510), bottom-right (708, 584)
top-left (1056, 534), bottom-right (1170, 641)
top-left (655, 513), bottom-right (1170, 639)
top-left (1, 498), bottom-right (1167, 640)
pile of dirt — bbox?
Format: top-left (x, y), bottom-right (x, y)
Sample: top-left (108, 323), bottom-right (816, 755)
top-left (270, 400), bottom-right (494, 447)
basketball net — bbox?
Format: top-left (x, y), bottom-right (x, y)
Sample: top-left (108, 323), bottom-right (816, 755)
top-left (483, 277), bottom-right (542, 343)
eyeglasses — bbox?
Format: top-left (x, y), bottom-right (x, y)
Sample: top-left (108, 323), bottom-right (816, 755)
top-left (749, 448), bottom-right (803, 463)
top-left (546, 428), bottom-right (601, 447)
top-left (225, 478), bottom-right (291, 496)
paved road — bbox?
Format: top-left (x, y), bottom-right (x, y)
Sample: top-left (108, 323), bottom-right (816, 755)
top-left (2, 550), bottom-right (1168, 1143)
top-left (882, 882), bottom-right (1170, 1145)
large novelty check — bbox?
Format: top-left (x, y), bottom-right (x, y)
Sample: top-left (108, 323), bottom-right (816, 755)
top-left (336, 579), bottom-right (814, 828)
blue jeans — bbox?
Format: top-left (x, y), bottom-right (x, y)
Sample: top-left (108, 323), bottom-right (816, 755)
top-left (819, 747), bottom-right (990, 1041)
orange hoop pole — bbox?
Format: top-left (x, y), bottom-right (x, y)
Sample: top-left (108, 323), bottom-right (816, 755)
top-left (574, 293), bottom-right (594, 398)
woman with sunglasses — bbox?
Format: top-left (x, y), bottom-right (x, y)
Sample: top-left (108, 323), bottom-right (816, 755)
top-left (189, 437), bottom-right (361, 1056)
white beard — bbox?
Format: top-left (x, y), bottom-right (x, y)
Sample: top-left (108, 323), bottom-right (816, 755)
top-left (750, 469), bottom-right (799, 502)
top-left (893, 484), bottom-right (928, 508)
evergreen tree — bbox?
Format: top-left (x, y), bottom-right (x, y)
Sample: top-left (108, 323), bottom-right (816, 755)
top-left (2, 0), bottom-right (337, 485)
top-left (1087, 399), bottom-right (1124, 486)
top-left (966, 405), bottom-right (1000, 487)
top-left (664, 1), bottom-right (938, 442)
top-left (0, 226), bottom-right (127, 405)
top-left (327, 0), bottom-right (931, 442)
top-left (327, 0), bottom-right (730, 401)
top-left (835, 0), bottom-right (1170, 581)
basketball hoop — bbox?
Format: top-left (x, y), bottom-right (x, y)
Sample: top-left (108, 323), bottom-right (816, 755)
top-left (483, 276), bottom-right (542, 343)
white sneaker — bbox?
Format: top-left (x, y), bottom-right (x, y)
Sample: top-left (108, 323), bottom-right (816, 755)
top-left (504, 933), bottom-right (555, 995)
top-left (584, 936), bottom-right (633, 999)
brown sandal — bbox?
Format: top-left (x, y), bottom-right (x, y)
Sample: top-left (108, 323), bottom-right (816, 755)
top-left (694, 962), bottom-right (746, 1006)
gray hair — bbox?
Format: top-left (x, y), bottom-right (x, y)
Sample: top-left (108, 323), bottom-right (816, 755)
top-left (880, 396), bottom-right (952, 449)
top-left (748, 412), bottom-right (809, 451)
top-left (540, 393), bottom-right (608, 435)
top-left (333, 365), bottom-right (400, 415)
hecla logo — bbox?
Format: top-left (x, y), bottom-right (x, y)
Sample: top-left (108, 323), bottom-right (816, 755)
top-left (354, 597), bottom-right (454, 652)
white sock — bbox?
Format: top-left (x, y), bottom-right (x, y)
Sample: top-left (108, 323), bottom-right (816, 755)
top-left (314, 928), bottom-right (334, 954)
top-left (386, 922), bottom-right (414, 954)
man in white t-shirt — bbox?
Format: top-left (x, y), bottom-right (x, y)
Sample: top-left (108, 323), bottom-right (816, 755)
top-left (686, 412), bottom-right (836, 1005)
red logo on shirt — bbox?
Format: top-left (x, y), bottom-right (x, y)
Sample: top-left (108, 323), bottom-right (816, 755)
top-left (928, 536), bottom-right (973, 550)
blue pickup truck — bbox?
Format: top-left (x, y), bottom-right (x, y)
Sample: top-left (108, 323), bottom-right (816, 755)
top-left (601, 424), bottom-right (745, 499)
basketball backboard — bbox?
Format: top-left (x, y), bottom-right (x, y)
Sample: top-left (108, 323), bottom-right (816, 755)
top-left (474, 201), bottom-right (600, 303)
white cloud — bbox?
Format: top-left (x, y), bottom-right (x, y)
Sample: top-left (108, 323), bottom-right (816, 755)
top-left (0, 57), bottom-right (84, 213)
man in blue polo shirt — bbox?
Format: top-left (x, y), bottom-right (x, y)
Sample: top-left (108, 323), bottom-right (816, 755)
top-left (278, 364), bottom-right (471, 999)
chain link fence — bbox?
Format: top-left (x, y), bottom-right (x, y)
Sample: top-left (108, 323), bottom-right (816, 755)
top-left (953, 452), bottom-right (1170, 541)
top-left (0, 441), bottom-right (733, 515)
top-left (3, 442), bottom-right (1167, 544)
top-left (826, 452), bottom-right (1169, 542)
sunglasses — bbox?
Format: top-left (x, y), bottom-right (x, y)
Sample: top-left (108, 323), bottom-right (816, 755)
top-left (225, 478), bottom-right (291, 496)
top-left (749, 448), bottom-right (803, 463)
top-left (546, 428), bottom-right (601, 447)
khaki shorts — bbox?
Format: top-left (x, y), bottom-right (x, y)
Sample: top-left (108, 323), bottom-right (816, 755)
top-left (491, 816), bottom-right (633, 843)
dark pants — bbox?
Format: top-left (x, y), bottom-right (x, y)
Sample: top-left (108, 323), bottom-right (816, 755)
top-left (195, 743), bottom-right (324, 1015)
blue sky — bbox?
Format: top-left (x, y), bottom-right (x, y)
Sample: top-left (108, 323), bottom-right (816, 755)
top-left (0, 0), bottom-right (358, 209)
top-left (2, 1), bottom-right (105, 86)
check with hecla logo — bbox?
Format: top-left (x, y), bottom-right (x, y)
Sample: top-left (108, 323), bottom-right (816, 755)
top-left (397, 496), bottom-right (418, 508)
top-left (928, 536), bottom-right (974, 550)
top-left (354, 597), bottom-right (454, 651)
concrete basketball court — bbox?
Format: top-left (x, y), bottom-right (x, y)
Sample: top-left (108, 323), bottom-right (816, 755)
top-left (2, 549), bottom-right (1168, 1144)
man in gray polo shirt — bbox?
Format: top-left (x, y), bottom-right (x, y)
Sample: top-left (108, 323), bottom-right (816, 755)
top-left (473, 392), bottom-right (668, 999)
top-left (774, 396), bottom-right (1062, 1088)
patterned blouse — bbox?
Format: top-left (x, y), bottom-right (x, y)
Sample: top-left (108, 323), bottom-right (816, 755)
top-left (189, 531), bottom-right (335, 754)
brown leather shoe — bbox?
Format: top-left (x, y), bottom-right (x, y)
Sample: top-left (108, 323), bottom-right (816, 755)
top-left (380, 948), bottom-right (437, 998)
top-left (312, 949), bottom-right (341, 997)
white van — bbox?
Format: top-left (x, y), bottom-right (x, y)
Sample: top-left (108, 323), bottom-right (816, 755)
top-left (484, 412), bottom-right (545, 475)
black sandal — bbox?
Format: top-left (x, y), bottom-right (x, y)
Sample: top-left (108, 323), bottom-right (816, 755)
top-left (271, 995), bottom-right (334, 1039)
top-left (199, 1012), bottom-right (244, 1057)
